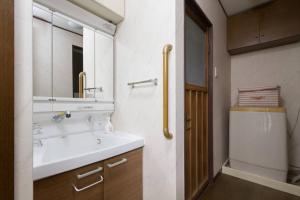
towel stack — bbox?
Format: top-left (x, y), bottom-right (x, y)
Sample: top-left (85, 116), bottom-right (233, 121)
top-left (238, 86), bottom-right (281, 107)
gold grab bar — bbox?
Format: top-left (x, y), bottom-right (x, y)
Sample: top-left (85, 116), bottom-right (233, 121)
top-left (163, 44), bottom-right (173, 140)
top-left (79, 72), bottom-right (86, 98)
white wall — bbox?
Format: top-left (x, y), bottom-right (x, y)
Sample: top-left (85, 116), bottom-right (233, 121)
top-left (231, 42), bottom-right (300, 168)
top-left (195, 0), bottom-right (231, 175)
top-left (113, 0), bottom-right (180, 199)
top-left (113, 1), bottom-right (230, 199)
top-left (14, 0), bottom-right (33, 199)
top-left (175, 0), bottom-right (185, 198)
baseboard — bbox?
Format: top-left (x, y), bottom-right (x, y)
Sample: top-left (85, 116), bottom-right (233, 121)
top-left (222, 164), bottom-right (300, 197)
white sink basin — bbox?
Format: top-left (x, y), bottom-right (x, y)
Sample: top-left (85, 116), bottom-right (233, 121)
top-left (33, 131), bottom-right (144, 180)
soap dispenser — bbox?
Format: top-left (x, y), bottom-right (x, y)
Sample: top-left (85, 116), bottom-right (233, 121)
top-left (105, 117), bottom-right (114, 133)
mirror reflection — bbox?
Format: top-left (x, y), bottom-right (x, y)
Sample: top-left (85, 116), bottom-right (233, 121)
top-left (52, 13), bottom-right (84, 98)
top-left (33, 5), bottom-right (52, 97)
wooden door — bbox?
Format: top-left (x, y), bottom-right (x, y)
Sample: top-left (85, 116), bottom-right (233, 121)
top-left (34, 171), bottom-right (74, 200)
top-left (104, 149), bottom-right (143, 200)
top-left (185, 85), bottom-right (208, 199)
top-left (185, 1), bottom-right (210, 199)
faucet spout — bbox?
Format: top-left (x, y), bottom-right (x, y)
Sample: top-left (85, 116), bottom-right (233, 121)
top-left (52, 111), bottom-right (72, 122)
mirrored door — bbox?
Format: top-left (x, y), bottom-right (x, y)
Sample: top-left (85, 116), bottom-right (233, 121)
top-left (33, 3), bottom-right (114, 102)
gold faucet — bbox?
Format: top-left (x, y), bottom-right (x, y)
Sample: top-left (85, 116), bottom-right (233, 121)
top-left (79, 72), bottom-right (86, 98)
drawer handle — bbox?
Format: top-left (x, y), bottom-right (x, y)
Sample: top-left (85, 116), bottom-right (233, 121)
top-left (77, 167), bottom-right (103, 180)
top-left (107, 158), bottom-right (128, 168)
top-left (73, 175), bottom-right (104, 192)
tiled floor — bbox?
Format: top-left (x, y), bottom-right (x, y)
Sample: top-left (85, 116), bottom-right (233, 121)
top-left (199, 174), bottom-right (300, 200)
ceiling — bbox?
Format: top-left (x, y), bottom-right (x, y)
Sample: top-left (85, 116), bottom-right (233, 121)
top-left (219, 0), bottom-right (273, 16)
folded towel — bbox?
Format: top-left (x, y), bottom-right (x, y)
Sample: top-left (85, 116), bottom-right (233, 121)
top-left (237, 85), bottom-right (281, 107)
top-left (238, 85), bottom-right (280, 92)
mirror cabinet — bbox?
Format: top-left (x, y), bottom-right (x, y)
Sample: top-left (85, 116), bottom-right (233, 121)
top-left (33, 4), bottom-right (114, 112)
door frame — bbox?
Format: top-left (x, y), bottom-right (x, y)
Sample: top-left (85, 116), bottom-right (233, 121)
top-left (184, 0), bottom-right (214, 194)
top-left (0, 0), bottom-right (14, 199)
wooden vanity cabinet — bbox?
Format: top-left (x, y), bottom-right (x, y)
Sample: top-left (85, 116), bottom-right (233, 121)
top-left (34, 170), bottom-right (74, 200)
top-left (104, 148), bottom-right (143, 200)
top-left (34, 148), bottom-right (143, 200)
top-left (34, 162), bottom-right (104, 200)
top-left (228, 0), bottom-right (300, 55)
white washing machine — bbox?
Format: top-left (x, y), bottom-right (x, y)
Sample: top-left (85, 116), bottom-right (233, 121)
top-left (229, 107), bottom-right (288, 182)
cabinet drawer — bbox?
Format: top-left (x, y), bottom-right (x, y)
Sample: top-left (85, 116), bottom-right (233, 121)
top-left (104, 149), bottom-right (143, 200)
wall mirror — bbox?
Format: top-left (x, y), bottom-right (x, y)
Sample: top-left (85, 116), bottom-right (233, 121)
top-left (33, 3), bottom-right (114, 102)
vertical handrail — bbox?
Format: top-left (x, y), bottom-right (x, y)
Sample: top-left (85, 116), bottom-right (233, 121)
top-left (79, 72), bottom-right (86, 98)
top-left (163, 44), bottom-right (173, 140)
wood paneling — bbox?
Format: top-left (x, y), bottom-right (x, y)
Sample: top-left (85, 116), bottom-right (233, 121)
top-left (228, 0), bottom-right (300, 55)
top-left (0, 0), bottom-right (14, 199)
top-left (185, 87), bottom-right (209, 200)
top-left (104, 149), bottom-right (143, 200)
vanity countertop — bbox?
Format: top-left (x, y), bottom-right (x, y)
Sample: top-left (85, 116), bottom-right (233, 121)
top-left (33, 131), bottom-right (144, 180)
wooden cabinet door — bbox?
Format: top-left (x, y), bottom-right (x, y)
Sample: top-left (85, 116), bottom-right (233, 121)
top-left (34, 171), bottom-right (74, 200)
top-left (228, 9), bottom-right (260, 50)
top-left (73, 162), bottom-right (104, 200)
top-left (260, 0), bottom-right (300, 43)
top-left (104, 149), bottom-right (143, 200)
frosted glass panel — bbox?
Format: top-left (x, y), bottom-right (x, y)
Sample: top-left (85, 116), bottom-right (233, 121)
top-left (185, 15), bottom-right (206, 87)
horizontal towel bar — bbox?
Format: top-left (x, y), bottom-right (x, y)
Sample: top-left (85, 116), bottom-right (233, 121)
top-left (128, 78), bottom-right (158, 88)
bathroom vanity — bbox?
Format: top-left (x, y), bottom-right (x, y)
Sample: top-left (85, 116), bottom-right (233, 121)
top-left (33, 132), bottom-right (144, 200)
top-left (34, 149), bottom-right (142, 200)
top-left (32, 2), bottom-right (115, 112)
top-left (32, 1), bottom-right (144, 200)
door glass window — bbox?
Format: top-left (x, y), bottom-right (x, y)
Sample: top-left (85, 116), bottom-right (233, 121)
top-left (185, 15), bottom-right (206, 87)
